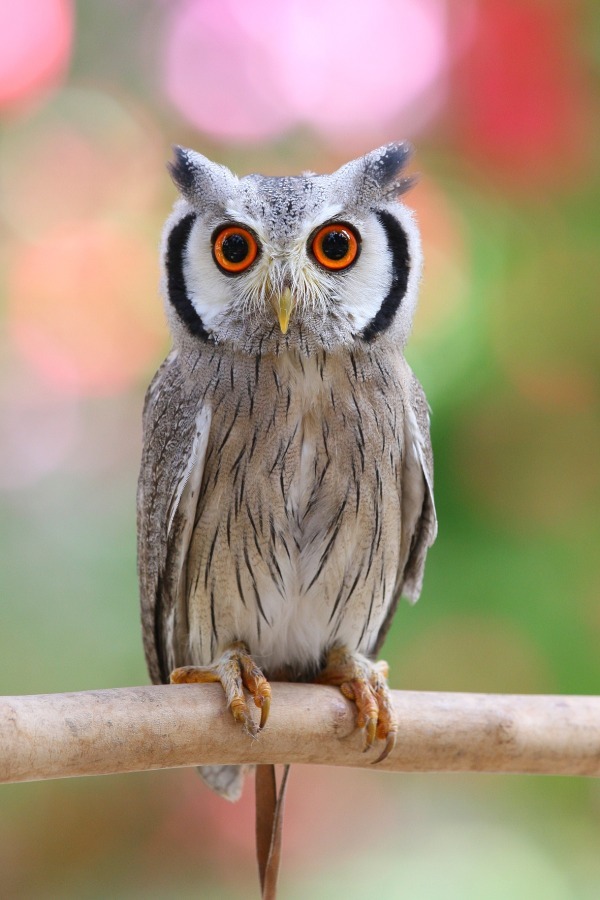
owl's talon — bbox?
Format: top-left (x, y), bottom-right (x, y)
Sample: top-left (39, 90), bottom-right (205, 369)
top-left (372, 731), bottom-right (396, 764)
top-left (317, 646), bottom-right (397, 762)
top-left (169, 642), bottom-right (271, 735)
top-left (258, 694), bottom-right (271, 730)
top-left (365, 716), bottom-right (377, 749)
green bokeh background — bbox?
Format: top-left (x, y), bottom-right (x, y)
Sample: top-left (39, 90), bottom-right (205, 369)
top-left (1, 1), bottom-right (599, 898)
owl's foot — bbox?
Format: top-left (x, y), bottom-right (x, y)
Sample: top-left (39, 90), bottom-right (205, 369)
top-left (316, 647), bottom-right (398, 763)
top-left (170, 641), bottom-right (271, 737)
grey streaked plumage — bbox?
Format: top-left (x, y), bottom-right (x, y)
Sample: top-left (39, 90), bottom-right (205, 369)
top-left (137, 143), bottom-right (437, 799)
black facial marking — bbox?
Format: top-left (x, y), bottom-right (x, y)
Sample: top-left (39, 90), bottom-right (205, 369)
top-left (166, 213), bottom-right (210, 340)
top-left (362, 210), bottom-right (410, 342)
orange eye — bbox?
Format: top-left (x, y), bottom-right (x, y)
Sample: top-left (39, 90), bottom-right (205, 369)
top-left (311, 222), bottom-right (360, 270)
top-left (213, 225), bottom-right (259, 273)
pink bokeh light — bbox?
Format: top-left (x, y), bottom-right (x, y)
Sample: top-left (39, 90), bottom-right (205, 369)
top-left (0, 0), bottom-right (73, 111)
top-left (7, 223), bottom-right (165, 397)
top-left (0, 346), bottom-right (80, 490)
top-left (162, 0), bottom-right (449, 142)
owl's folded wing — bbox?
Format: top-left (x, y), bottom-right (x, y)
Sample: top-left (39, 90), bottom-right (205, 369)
top-left (137, 351), bottom-right (212, 684)
top-left (399, 370), bottom-right (437, 601)
top-left (373, 368), bottom-right (437, 655)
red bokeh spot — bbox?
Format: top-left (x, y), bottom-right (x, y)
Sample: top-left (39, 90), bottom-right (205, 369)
top-left (453, 0), bottom-right (592, 185)
top-left (0, 0), bottom-right (73, 111)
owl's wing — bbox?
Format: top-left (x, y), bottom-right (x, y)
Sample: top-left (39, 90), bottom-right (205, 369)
top-left (373, 368), bottom-right (437, 655)
top-left (137, 351), bottom-right (211, 684)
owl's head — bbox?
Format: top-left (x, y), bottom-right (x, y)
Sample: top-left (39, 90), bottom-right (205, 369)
top-left (161, 144), bottom-right (422, 356)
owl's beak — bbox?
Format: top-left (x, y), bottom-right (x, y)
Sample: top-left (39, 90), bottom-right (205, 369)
top-left (273, 286), bottom-right (295, 334)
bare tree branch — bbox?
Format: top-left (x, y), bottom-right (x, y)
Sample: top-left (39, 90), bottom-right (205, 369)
top-left (1, 684), bottom-right (599, 784)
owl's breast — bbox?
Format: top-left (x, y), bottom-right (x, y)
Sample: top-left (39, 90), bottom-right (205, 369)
top-left (184, 348), bottom-right (404, 676)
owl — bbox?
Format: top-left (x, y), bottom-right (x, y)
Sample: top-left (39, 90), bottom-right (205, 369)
top-left (137, 143), bottom-right (437, 806)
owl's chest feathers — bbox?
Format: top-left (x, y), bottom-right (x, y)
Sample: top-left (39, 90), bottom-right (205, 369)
top-left (210, 350), bottom-right (380, 548)
top-left (186, 347), bottom-right (404, 672)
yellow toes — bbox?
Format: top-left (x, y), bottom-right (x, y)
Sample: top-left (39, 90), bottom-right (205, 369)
top-left (317, 648), bottom-right (398, 762)
top-left (169, 643), bottom-right (271, 736)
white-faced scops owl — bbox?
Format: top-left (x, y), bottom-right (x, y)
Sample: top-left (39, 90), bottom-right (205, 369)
top-left (137, 143), bottom-right (437, 801)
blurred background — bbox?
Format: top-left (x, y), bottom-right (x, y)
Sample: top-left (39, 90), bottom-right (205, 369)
top-left (0, 0), bottom-right (599, 897)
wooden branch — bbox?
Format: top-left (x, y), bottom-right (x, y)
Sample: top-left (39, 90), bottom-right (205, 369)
top-left (1, 684), bottom-right (599, 784)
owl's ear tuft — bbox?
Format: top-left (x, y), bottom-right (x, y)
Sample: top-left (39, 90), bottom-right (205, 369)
top-left (167, 146), bottom-right (238, 205)
top-left (363, 142), bottom-right (417, 199)
top-left (168, 145), bottom-right (198, 195)
top-left (335, 142), bottom-right (417, 203)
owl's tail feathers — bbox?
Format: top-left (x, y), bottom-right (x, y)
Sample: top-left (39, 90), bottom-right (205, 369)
top-left (256, 764), bottom-right (291, 900)
top-left (196, 762), bottom-right (291, 897)
top-left (197, 764), bottom-right (247, 801)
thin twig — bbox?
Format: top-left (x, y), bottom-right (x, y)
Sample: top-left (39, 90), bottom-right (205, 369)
top-left (1, 684), bottom-right (599, 784)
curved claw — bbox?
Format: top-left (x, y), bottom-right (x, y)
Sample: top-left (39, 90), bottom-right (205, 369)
top-left (317, 647), bottom-right (399, 762)
top-left (169, 643), bottom-right (271, 736)
top-left (372, 731), bottom-right (396, 764)
top-left (258, 694), bottom-right (271, 730)
top-left (364, 715), bottom-right (377, 750)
